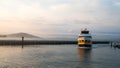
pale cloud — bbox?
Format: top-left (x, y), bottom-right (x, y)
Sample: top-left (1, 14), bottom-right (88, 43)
top-left (113, 1), bottom-right (120, 6)
top-left (0, 0), bottom-right (119, 38)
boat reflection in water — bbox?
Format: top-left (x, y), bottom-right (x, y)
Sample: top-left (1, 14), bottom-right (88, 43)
top-left (77, 48), bottom-right (92, 60)
top-left (77, 48), bottom-right (92, 68)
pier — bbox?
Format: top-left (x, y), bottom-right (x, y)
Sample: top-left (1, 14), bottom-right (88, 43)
top-left (0, 40), bottom-right (110, 45)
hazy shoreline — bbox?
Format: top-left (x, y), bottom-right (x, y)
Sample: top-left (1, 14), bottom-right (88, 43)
top-left (0, 40), bottom-right (110, 45)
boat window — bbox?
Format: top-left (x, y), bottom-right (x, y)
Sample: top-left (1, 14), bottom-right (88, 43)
top-left (85, 40), bottom-right (91, 42)
top-left (79, 36), bottom-right (92, 38)
top-left (85, 40), bottom-right (88, 42)
top-left (81, 31), bottom-right (89, 34)
top-left (79, 40), bottom-right (81, 42)
top-left (82, 40), bottom-right (84, 42)
top-left (86, 36), bottom-right (92, 38)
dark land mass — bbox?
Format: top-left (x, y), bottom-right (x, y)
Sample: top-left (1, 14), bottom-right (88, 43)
top-left (7, 32), bottom-right (41, 38)
top-left (0, 40), bottom-right (110, 45)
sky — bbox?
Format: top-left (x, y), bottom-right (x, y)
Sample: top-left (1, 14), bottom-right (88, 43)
top-left (0, 0), bottom-right (120, 39)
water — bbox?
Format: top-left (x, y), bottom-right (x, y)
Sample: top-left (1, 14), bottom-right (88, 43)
top-left (0, 44), bottom-right (119, 68)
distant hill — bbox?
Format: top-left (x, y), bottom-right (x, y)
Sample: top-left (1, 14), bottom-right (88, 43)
top-left (0, 35), bottom-right (7, 37)
top-left (7, 32), bottom-right (41, 38)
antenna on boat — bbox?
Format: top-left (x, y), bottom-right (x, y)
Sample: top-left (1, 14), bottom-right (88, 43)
top-left (85, 28), bottom-right (87, 30)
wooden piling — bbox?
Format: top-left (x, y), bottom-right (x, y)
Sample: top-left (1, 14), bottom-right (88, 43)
top-left (110, 41), bottom-right (113, 47)
top-left (22, 37), bottom-right (24, 48)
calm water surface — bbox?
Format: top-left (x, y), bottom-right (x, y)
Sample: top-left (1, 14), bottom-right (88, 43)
top-left (0, 44), bottom-right (119, 68)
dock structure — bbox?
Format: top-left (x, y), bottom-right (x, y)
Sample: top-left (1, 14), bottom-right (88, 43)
top-left (0, 40), bottom-right (110, 45)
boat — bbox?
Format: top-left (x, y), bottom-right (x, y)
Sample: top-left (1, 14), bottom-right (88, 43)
top-left (114, 45), bottom-right (120, 49)
top-left (78, 29), bottom-right (92, 48)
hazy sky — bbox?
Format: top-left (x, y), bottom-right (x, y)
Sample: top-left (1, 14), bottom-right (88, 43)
top-left (0, 0), bottom-right (120, 38)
